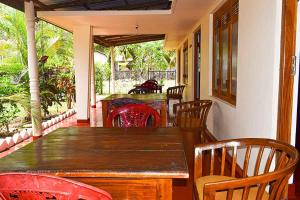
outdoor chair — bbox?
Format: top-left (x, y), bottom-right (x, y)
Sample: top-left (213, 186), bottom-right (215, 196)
top-left (107, 104), bottom-right (160, 128)
top-left (128, 86), bottom-right (151, 94)
top-left (141, 82), bottom-right (161, 93)
top-left (166, 85), bottom-right (185, 109)
top-left (174, 100), bottom-right (212, 129)
top-left (145, 79), bottom-right (158, 85)
top-left (194, 138), bottom-right (299, 200)
top-left (0, 173), bottom-right (112, 200)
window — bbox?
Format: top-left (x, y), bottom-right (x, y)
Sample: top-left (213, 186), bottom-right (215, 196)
top-left (213, 0), bottom-right (238, 105)
top-left (183, 42), bottom-right (188, 84)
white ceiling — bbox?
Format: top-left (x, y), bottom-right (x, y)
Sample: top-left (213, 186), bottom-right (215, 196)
top-left (38, 0), bottom-right (216, 49)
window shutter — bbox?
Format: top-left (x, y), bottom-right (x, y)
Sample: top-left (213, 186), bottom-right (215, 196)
top-left (232, 0), bottom-right (239, 17)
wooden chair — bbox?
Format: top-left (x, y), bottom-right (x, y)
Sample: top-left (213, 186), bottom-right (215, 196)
top-left (174, 100), bottom-right (212, 129)
top-left (173, 100), bottom-right (212, 116)
top-left (0, 173), bottom-right (112, 200)
top-left (107, 104), bottom-right (160, 128)
top-left (194, 138), bottom-right (299, 200)
top-left (166, 85), bottom-right (185, 109)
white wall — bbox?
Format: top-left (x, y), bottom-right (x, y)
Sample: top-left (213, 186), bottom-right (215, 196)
top-left (176, 0), bottom-right (282, 140)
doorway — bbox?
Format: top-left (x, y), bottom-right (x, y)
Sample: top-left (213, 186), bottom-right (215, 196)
top-left (194, 28), bottom-right (201, 100)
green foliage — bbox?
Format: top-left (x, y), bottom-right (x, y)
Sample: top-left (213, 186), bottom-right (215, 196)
top-left (56, 67), bottom-right (75, 109)
top-left (0, 101), bottom-right (19, 136)
top-left (116, 41), bottom-right (175, 71)
top-left (0, 3), bottom-right (74, 132)
top-left (95, 62), bottom-right (110, 94)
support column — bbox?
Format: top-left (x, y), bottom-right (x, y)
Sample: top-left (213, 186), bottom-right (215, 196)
top-left (25, 1), bottom-right (42, 138)
top-left (74, 25), bottom-right (92, 122)
top-left (90, 43), bottom-right (96, 108)
top-left (110, 46), bottom-right (115, 94)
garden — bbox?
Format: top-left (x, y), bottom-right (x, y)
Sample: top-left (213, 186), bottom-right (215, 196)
top-left (0, 3), bottom-right (175, 138)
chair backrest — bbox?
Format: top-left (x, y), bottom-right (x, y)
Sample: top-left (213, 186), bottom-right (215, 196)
top-left (141, 81), bottom-right (159, 93)
top-left (0, 173), bottom-right (112, 200)
top-left (128, 86), bottom-right (151, 94)
top-left (173, 100), bottom-right (212, 115)
top-left (108, 98), bottom-right (144, 111)
top-left (194, 138), bottom-right (299, 200)
top-left (167, 85), bottom-right (185, 99)
top-left (107, 104), bottom-right (161, 128)
top-left (175, 100), bottom-right (212, 129)
top-left (145, 79), bottom-right (158, 85)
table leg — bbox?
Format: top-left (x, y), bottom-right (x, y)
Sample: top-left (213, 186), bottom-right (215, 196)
top-left (161, 101), bottom-right (167, 127)
top-left (101, 101), bottom-right (108, 127)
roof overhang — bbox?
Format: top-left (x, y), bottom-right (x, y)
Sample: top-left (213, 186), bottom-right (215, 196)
top-left (1, 0), bottom-right (173, 12)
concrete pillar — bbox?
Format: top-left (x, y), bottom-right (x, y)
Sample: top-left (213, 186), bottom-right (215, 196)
top-left (74, 25), bottom-right (92, 122)
top-left (24, 1), bottom-right (43, 137)
top-left (110, 46), bottom-right (115, 94)
top-left (90, 43), bottom-right (96, 108)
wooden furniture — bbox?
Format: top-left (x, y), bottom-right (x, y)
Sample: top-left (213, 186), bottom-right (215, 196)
top-left (0, 127), bottom-right (189, 200)
top-left (107, 104), bottom-right (161, 128)
top-left (101, 93), bottom-right (167, 127)
top-left (166, 85), bottom-right (185, 109)
top-left (194, 138), bottom-right (299, 200)
top-left (173, 100), bottom-right (212, 115)
top-left (0, 173), bottom-right (112, 199)
top-left (174, 100), bottom-right (212, 129)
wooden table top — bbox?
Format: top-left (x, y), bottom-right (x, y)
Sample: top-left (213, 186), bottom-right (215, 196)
top-left (101, 93), bottom-right (167, 102)
top-left (0, 127), bottom-right (189, 179)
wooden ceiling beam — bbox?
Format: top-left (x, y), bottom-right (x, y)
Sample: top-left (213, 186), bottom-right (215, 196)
top-left (99, 35), bottom-right (131, 40)
top-left (0, 0), bottom-right (24, 11)
top-left (94, 34), bottom-right (165, 47)
top-left (32, 0), bottom-right (51, 11)
top-left (113, 35), bottom-right (165, 46)
top-left (94, 36), bottom-right (113, 47)
top-left (105, 35), bottom-right (163, 42)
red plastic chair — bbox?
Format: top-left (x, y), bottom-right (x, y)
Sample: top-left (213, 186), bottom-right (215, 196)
top-left (107, 104), bottom-right (161, 128)
top-left (141, 82), bottom-right (159, 93)
top-left (145, 79), bottom-right (158, 85)
top-left (0, 173), bottom-right (112, 200)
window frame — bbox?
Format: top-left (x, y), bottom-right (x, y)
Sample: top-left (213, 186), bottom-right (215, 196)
top-left (212, 0), bottom-right (238, 105)
top-left (183, 41), bottom-right (188, 84)
top-left (177, 49), bottom-right (181, 84)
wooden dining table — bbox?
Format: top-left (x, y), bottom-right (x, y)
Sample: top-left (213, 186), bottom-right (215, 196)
top-left (0, 127), bottom-right (189, 200)
top-left (101, 93), bottom-right (168, 127)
